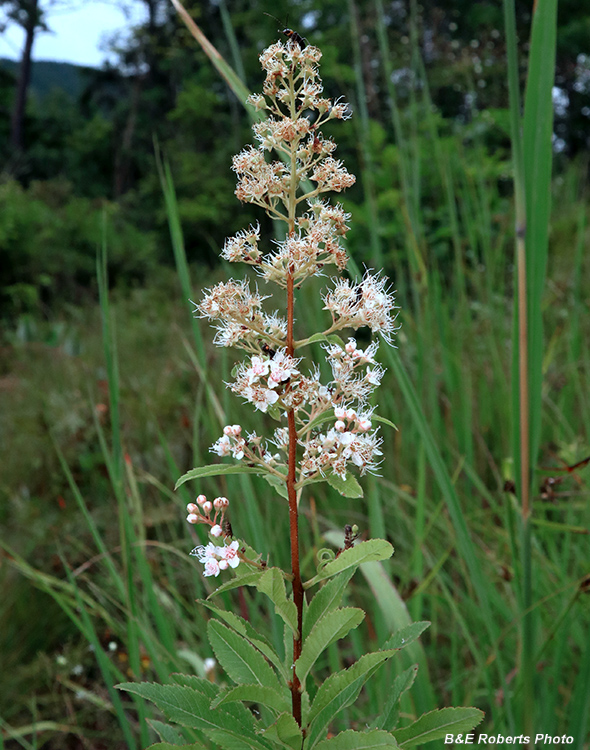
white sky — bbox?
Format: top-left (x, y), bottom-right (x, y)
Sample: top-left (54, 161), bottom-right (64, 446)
top-left (0, 1), bottom-right (147, 67)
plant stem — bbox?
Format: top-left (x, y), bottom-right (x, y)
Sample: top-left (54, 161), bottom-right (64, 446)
top-left (286, 271), bottom-right (304, 726)
top-left (286, 67), bottom-right (304, 724)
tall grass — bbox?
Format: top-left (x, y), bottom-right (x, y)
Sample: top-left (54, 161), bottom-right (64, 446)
top-left (1, 2), bottom-right (588, 748)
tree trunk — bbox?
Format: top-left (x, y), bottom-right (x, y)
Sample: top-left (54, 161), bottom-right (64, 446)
top-left (10, 0), bottom-right (39, 153)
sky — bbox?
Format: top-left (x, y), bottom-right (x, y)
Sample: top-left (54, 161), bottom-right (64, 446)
top-left (0, 1), bottom-right (147, 67)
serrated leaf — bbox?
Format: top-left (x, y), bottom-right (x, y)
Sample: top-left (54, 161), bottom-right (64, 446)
top-left (211, 684), bottom-right (290, 715)
top-left (295, 607), bottom-right (365, 685)
top-left (146, 719), bottom-right (185, 745)
top-left (147, 744), bottom-right (207, 750)
top-left (304, 540), bottom-right (394, 589)
top-left (326, 472), bottom-right (364, 498)
top-left (205, 729), bottom-right (273, 750)
top-left (175, 464), bottom-right (263, 490)
top-left (208, 620), bottom-right (281, 689)
top-left (263, 713), bottom-right (303, 750)
top-left (303, 569), bottom-right (354, 640)
top-left (207, 570), bottom-right (265, 597)
top-left (392, 707), bottom-right (484, 748)
top-left (263, 473), bottom-right (288, 499)
top-left (307, 650), bottom-right (397, 748)
top-left (200, 602), bottom-right (287, 678)
top-left (373, 665), bottom-right (419, 732)
top-left (116, 682), bottom-right (267, 748)
top-left (314, 729), bottom-right (400, 749)
top-left (381, 622), bottom-right (430, 652)
top-left (256, 568), bottom-right (298, 635)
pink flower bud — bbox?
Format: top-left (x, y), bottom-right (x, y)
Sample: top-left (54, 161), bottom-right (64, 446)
top-left (358, 419), bottom-right (372, 431)
top-left (335, 420), bottom-right (346, 432)
top-left (346, 408), bottom-right (357, 421)
top-left (218, 559), bottom-right (229, 570)
top-left (186, 513), bottom-right (199, 524)
top-left (223, 425), bottom-right (232, 435)
top-left (196, 494), bottom-right (207, 506)
top-left (202, 501), bottom-right (213, 514)
top-left (186, 503), bottom-right (198, 514)
top-left (214, 496), bottom-right (229, 509)
top-left (211, 524), bottom-right (223, 537)
top-left (334, 406), bottom-right (347, 420)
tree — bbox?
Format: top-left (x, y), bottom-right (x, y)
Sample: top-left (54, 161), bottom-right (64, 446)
top-left (1, 0), bottom-right (80, 154)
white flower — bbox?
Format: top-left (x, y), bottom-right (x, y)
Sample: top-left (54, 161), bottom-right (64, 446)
top-left (218, 540), bottom-right (241, 569)
top-left (211, 435), bottom-right (231, 456)
top-left (250, 387), bottom-right (280, 412)
top-left (203, 558), bottom-right (221, 577)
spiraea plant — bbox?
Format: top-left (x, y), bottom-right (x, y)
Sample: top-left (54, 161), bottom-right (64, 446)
top-left (119, 38), bottom-right (483, 750)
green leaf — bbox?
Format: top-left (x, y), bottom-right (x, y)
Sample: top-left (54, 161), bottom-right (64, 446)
top-left (208, 620), bottom-right (281, 689)
top-left (211, 684), bottom-right (290, 715)
top-left (207, 570), bottom-right (265, 597)
top-left (372, 665), bottom-right (419, 732)
top-left (263, 473), bottom-right (288, 499)
top-left (303, 569), bottom-right (354, 640)
top-left (263, 713), bottom-right (303, 750)
top-left (314, 729), bottom-right (400, 749)
top-left (256, 568), bottom-right (298, 635)
top-left (200, 602), bottom-right (286, 678)
top-left (301, 332), bottom-right (346, 347)
top-left (372, 414), bottom-right (398, 430)
top-left (295, 607), bottom-right (365, 685)
top-left (146, 719), bottom-right (185, 744)
top-left (307, 650), bottom-right (397, 748)
top-left (116, 681), bottom-right (269, 749)
top-left (147, 744), bottom-right (208, 750)
top-left (326, 472), bottom-right (364, 498)
top-left (175, 464), bottom-right (263, 490)
top-left (392, 708), bottom-right (484, 748)
top-left (305, 540), bottom-right (394, 589)
top-left (381, 622), bottom-right (430, 652)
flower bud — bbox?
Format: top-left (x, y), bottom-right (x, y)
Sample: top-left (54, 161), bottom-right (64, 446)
top-left (335, 420), bottom-right (346, 432)
top-left (214, 496), bottom-right (229, 509)
top-left (196, 494), bottom-right (207, 506)
top-left (202, 501), bottom-right (213, 514)
top-left (186, 513), bottom-right (199, 524)
top-left (218, 558), bottom-right (229, 570)
top-left (211, 524), bottom-right (223, 537)
top-left (358, 418), bottom-right (372, 431)
top-left (334, 406), bottom-right (347, 420)
top-left (346, 408), bottom-right (357, 421)
top-left (186, 503), bottom-right (198, 514)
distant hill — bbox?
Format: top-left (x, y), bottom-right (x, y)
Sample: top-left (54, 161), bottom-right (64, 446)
top-left (0, 58), bottom-right (93, 100)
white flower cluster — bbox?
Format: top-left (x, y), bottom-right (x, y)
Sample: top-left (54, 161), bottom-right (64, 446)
top-left (195, 279), bottom-right (286, 351)
top-left (229, 349), bottom-right (300, 413)
top-left (323, 271), bottom-right (399, 344)
top-left (210, 425), bottom-right (282, 468)
top-left (186, 494), bottom-right (230, 537)
top-left (301, 405), bottom-right (383, 480)
top-left (190, 541), bottom-right (241, 577)
top-left (324, 338), bottom-right (385, 402)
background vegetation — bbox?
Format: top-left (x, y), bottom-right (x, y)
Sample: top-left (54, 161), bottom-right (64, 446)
top-left (0, 0), bottom-right (589, 748)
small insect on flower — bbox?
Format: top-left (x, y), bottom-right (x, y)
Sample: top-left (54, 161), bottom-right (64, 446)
top-left (264, 12), bottom-right (308, 49)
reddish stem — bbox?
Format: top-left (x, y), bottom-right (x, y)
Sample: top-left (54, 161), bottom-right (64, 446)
top-left (286, 271), bottom-right (304, 727)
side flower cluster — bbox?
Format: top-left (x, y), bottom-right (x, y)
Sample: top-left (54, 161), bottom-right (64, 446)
top-left (301, 406), bottom-right (383, 479)
top-left (190, 541), bottom-right (241, 578)
top-left (186, 494), bottom-right (230, 538)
